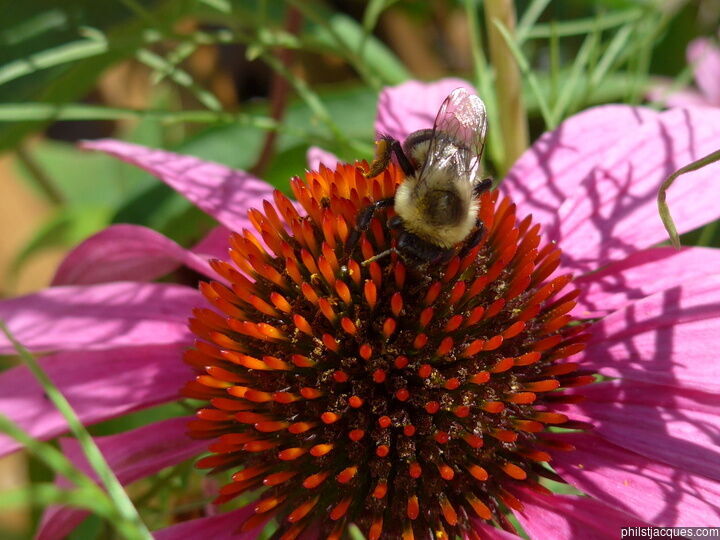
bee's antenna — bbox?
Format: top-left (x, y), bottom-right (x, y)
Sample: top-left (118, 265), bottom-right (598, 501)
top-left (361, 248), bottom-right (397, 267)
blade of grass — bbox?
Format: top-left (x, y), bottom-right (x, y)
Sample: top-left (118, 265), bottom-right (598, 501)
top-left (525, 9), bottom-right (643, 39)
top-left (492, 19), bottom-right (554, 130)
top-left (258, 51), bottom-right (365, 155)
top-left (0, 483), bottom-right (112, 516)
top-left (150, 41), bottom-right (199, 85)
top-left (0, 33), bottom-right (108, 87)
top-left (589, 23), bottom-right (634, 89)
top-left (362, 0), bottom-right (397, 35)
top-left (464, 0), bottom-right (504, 172)
top-left (286, 0), bottom-right (381, 89)
top-left (658, 148), bottom-right (720, 248)
top-left (0, 103), bottom-right (276, 125)
top-left (0, 415), bottom-right (103, 493)
top-left (359, 0), bottom-right (398, 76)
top-left (198, 0), bottom-right (231, 13)
top-left (15, 144), bottom-right (64, 206)
top-left (0, 323), bottom-right (152, 540)
top-left (549, 20), bottom-right (560, 106)
top-left (136, 49), bottom-right (222, 111)
top-left (516, 0), bottom-right (552, 45)
top-left (627, 12), bottom-right (667, 105)
top-left (551, 29), bottom-right (599, 125)
top-left (0, 103), bottom-right (357, 151)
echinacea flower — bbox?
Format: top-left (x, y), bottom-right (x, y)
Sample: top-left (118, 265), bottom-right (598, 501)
top-left (2, 78), bottom-right (720, 539)
top-left (649, 35), bottom-right (720, 108)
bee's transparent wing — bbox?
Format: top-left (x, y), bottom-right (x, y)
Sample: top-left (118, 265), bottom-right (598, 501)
top-left (420, 88), bottom-right (488, 183)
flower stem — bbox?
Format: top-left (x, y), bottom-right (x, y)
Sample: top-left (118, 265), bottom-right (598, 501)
top-left (483, 0), bottom-right (529, 172)
top-left (658, 147), bottom-right (720, 249)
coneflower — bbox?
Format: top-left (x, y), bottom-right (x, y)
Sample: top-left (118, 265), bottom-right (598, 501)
top-left (184, 161), bottom-right (591, 539)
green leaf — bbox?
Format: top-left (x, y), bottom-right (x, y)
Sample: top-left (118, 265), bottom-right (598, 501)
top-left (311, 13), bottom-right (410, 86)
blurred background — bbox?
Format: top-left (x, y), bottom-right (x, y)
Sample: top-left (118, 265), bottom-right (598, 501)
top-left (1, 0), bottom-right (719, 538)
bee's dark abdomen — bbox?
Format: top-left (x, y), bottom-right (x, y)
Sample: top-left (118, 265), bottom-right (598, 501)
top-left (425, 189), bottom-right (464, 226)
top-left (396, 229), bottom-right (453, 265)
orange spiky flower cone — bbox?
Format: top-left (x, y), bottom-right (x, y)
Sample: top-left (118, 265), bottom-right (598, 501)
top-left (184, 161), bottom-right (591, 539)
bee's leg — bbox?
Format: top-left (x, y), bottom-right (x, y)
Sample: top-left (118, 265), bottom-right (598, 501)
top-left (345, 197), bottom-right (395, 255)
top-left (365, 136), bottom-right (415, 178)
top-left (459, 219), bottom-right (486, 257)
top-left (473, 177), bottom-right (493, 197)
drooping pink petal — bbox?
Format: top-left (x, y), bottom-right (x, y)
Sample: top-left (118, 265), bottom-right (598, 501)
top-left (647, 79), bottom-right (712, 108)
top-left (549, 432), bottom-right (720, 527)
top-left (37, 417), bottom-right (205, 540)
top-left (52, 224), bottom-right (218, 286)
top-left (154, 505), bottom-right (256, 540)
top-left (502, 105), bottom-right (659, 234)
top-left (468, 522), bottom-right (521, 539)
top-left (688, 38), bottom-right (720, 105)
top-left (0, 344), bottom-right (189, 457)
top-left (574, 246), bottom-right (720, 318)
top-left (0, 282), bottom-right (200, 354)
top-left (555, 106), bottom-right (720, 273)
top-left (79, 140), bottom-right (274, 232)
top-left (192, 225), bottom-right (232, 261)
top-left (307, 146), bottom-right (341, 171)
top-left (579, 275), bottom-right (720, 392)
top-left (510, 488), bottom-right (648, 540)
top-left (557, 380), bottom-right (720, 482)
top-left (375, 78), bottom-right (474, 141)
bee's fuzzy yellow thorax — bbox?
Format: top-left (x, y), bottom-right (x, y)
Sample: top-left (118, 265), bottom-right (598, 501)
top-left (395, 175), bottom-right (479, 248)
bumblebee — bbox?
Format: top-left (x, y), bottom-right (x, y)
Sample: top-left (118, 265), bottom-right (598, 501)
top-left (350, 88), bottom-right (492, 267)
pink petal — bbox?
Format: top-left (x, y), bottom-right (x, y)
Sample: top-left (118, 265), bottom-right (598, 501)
top-left (647, 79), bottom-right (712, 108)
top-left (510, 488), bottom-right (648, 540)
top-left (0, 344), bottom-right (188, 457)
top-left (192, 225), bottom-right (232, 261)
top-left (79, 140), bottom-right (274, 232)
top-left (0, 282), bottom-right (199, 354)
top-left (688, 38), bottom-right (720, 105)
top-left (580, 275), bottom-right (720, 392)
top-left (52, 224), bottom-right (218, 286)
top-left (574, 246), bottom-right (720, 318)
top-left (558, 380), bottom-right (720, 482)
top-left (154, 506), bottom-right (256, 540)
top-left (306, 146), bottom-right (341, 171)
top-left (556, 106), bottom-right (720, 273)
top-left (37, 417), bottom-right (205, 540)
top-left (468, 522), bottom-right (521, 539)
top-left (550, 432), bottom-right (720, 526)
top-left (375, 78), bottom-right (474, 141)
top-left (502, 105), bottom-right (659, 235)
